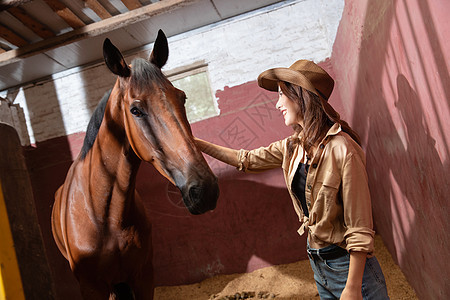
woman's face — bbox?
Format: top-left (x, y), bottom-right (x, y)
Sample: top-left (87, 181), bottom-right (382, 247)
top-left (276, 87), bottom-right (302, 126)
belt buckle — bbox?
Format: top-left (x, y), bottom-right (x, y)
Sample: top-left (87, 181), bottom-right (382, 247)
top-left (307, 249), bottom-right (314, 260)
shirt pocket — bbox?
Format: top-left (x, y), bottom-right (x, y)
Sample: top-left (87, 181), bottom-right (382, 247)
top-left (316, 171), bottom-right (341, 209)
top-left (320, 171), bottom-right (341, 188)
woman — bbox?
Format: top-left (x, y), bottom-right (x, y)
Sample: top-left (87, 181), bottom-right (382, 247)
top-left (195, 60), bottom-right (389, 299)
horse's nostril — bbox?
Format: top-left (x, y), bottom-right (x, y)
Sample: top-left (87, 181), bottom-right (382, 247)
top-left (189, 185), bottom-right (203, 201)
top-left (185, 182), bottom-right (218, 215)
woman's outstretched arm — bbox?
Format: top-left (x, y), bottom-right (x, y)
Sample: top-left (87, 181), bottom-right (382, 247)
top-left (194, 137), bottom-right (240, 167)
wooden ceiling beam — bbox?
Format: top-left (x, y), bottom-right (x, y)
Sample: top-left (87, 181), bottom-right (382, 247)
top-left (121, 0), bottom-right (143, 11)
top-left (7, 6), bottom-right (56, 39)
top-left (83, 0), bottom-right (112, 20)
top-left (0, 0), bottom-right (32, 11)
top-left (42, 0), bottom-right (85, 29)
top-left (0, 23), bottom-right (28, 47)
top-left (0, 0), bottom-right (200, 67)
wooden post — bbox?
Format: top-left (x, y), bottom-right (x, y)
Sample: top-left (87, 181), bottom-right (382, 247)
top-left (0, 123), bottom-right (55, 299)
top-left (0, 183), bottom-right (25, 300)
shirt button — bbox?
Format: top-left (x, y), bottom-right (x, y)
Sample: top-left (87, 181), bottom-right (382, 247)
top-left (312, 163), bottom-right (318, 168)
top-left (319, 144), bottom-right (325, 149)
top-left (307, 184), bottom-right (312, 190)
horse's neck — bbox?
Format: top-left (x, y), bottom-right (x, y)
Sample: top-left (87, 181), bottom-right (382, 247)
top-left (79, 98), bottom-right (141, 221)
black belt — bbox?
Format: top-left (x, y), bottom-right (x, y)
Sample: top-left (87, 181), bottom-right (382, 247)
top-left (307, 246), bottom-right (348, 260)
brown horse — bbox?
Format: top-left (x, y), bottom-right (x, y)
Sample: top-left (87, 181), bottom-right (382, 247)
top-left (51, 30), bottom-right (219, 299)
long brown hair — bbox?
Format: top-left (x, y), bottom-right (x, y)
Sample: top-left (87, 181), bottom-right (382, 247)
top-left (279, 81), bottom-right (360, 156)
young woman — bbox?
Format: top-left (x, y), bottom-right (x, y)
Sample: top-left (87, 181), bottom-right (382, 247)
top-left (195, 60), bottom-right (389, 299)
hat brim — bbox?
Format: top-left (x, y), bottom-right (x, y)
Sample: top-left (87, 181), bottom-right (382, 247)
top-left (257, 67), bottom-right (320, 97)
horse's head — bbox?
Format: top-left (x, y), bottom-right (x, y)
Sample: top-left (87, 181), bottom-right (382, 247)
top-left (102, 30), bottom-right (218, 215)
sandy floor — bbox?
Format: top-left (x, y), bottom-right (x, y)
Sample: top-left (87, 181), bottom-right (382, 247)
top-left (155, 235), bottom-right (417, 299)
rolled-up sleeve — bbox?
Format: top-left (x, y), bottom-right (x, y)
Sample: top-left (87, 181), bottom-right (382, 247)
top-left (237, 139), bottom-right (285, 172)
top-left (341, 152), bottom-right (375, 253)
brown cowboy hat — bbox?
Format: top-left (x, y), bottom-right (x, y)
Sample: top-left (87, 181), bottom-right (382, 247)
top-left (257, 59), bottom-right (334, 100)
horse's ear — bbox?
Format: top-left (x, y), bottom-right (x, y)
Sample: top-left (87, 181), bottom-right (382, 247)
top-left (103, 38), bottom-right (131, 77)
top-left (149, 30), bottom-right (168, 69)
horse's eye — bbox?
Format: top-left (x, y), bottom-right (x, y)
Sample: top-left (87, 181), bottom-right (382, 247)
top-left (130, 107), bottom-right (144, 117)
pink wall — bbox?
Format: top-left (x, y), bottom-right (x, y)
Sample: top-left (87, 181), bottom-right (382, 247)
top-left (330, 0), bottom-right (449, 298)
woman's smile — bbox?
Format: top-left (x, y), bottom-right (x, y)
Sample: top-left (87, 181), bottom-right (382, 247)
top-left (276, 88), bottom-right (300, 126)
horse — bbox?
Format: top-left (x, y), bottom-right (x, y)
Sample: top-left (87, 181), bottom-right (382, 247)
top-left (51, 30), bottom-right (219, 299)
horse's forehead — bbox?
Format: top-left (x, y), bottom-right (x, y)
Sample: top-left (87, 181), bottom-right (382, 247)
top-left (133, 77), bottom-right (179, 95)
top-left (129, 83), bottom-right (174, 101)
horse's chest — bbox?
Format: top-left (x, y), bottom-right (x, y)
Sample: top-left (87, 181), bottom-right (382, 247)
top-left (70, 225), bottom-right (150, 270)
top-left (62, 172), bottom-right (151, 268)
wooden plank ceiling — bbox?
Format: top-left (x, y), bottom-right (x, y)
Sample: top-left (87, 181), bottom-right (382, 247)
top-left (0, 0), bottom-right (197, 63)
top-left (0, 0), bottom-right (282, 91)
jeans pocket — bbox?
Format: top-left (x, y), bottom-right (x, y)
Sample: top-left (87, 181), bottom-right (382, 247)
top-left (362, 257), bottom-right (390, 299)
top-left (323, 254), bottom-right (350, 272)
top-left (365, 257), bottom-right (387, 285)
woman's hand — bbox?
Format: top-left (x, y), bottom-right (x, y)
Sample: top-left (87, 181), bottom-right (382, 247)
top-left (340, 284), bottom-right (363, 300)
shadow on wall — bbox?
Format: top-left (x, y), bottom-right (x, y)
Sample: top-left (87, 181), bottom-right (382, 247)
top-left (331, 0), bottom-right (449, 298)
top-left (140, 165), bottom-right (307, 286)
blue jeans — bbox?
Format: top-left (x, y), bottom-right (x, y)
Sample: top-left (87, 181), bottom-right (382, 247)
top-left (308, 244), bottom-right (389, 299)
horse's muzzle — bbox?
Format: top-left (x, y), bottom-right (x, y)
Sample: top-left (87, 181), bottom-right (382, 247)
top-left (183, 178), bottom-right (219, 215)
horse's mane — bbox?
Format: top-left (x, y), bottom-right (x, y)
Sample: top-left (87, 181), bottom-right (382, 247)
top-left (130, 58), bottom-right (167, 90)
top-left (80, 89), bottom-right (111, 160)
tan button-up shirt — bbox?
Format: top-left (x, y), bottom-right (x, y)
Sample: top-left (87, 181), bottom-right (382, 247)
top-left (235, 123), bottom-right (375, 253)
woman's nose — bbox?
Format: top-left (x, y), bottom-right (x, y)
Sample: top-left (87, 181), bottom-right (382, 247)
top-left (276, 99), bottom-right (281, 110)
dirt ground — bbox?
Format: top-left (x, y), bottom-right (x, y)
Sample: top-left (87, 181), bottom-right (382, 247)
top-left (154, 235), bottom-right (417, 299)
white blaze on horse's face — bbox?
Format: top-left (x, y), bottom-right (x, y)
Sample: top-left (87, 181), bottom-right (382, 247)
top-left (103, 30), bottom-right (219, 215)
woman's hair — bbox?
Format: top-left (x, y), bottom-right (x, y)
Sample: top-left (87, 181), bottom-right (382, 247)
top-left (279, 81), bottom-right (361, 156)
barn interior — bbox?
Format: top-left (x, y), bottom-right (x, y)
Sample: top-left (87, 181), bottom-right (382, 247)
top-left (1, 0), bottom-right (448, 299)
